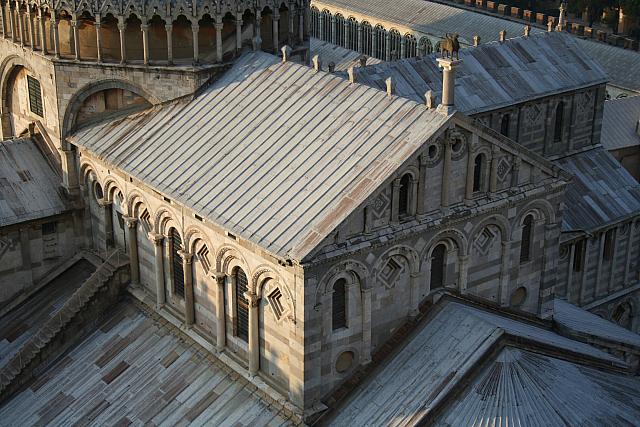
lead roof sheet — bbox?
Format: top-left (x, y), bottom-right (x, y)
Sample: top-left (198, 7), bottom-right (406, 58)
top-left (70, 51), bottom-right (450, 260)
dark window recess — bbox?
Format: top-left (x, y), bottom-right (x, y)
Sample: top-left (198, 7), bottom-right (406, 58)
top-left (171, 229), bottom-right (185, 298)
top-left (500, 114), bottom-right (510, 137)
top-left (520, 215), bottom-right (533, 262)
top-left (332, 278), bottom-right (347, 330)
top-left (603, 229), bottom-right (615, 261)
top-left (235, 268), bottom-right (249, 342)
top-left (473, 154), bottom-right (484, 192)
top-left (42, 221), bottom-right (56, 235)
top-left (398, 174), bottom-right (411, 216)
top-left (554, 102), bottom-right (564, 143)
top-left (27, 75), bottom-right (43, 117)
top-left (431, 244), bottom-right (446, 289)
top-left (573, 240), bottom-right (584, 272)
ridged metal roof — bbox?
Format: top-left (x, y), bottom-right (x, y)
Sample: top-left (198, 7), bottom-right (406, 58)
top-left (601, 95), bottom-right (640, 151)
top-left (342, 32), bottom-right (608, 115)
top-left (313, 0), bottom-right (544, 46)
top-left (330, 301), bottom-right (623, 426)
top-left (576, 38), bottom-right (640, 93)
top-left (70, 52), bottom-right (450, 260)
top-left (310, 38), bottom-right (383, 71)
top-left (0, 138), bottom-right (69, 227)
top-left (437, 347), bottom-right (640, 426)
top-left (557, 147), bottom-right (640, 232)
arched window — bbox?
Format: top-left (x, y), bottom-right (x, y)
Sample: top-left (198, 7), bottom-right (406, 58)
top-left (473, 154), bottom-right (485, 192)
top-left (573, 240), bottom-right (584, 272)
top-left (94, 182), bottom-right (104, 200)
top-left (234, 267), bottom-right (249, 342)
top-left (418, 37), bottom-right (432, 56)
top-left (398, 173), bottom-right (411, 217)
top-left (170, 228), bottom-right (184, 298)
top-left (520, 215), bottom-right (533, 262)
top-left (332, 278), bottom-right (347, 330)
top-left (374, 25), bottom-right (386, 60)
top-left (389, 29), bottom-right (401, 60)
top-left (431, 244), bottom-right (446, 289)
top-left (361, 22), bottom-right (372, 55)
top-left (500, 114), bottom-right (510, 137)
top-left (347, 17), bottom-right (358, 51)
top-left (603, 229), bottom-right (615, 262)
top-left (405, 34), bottom-right (417, 58)
top-left (554, 102), bottom-right (564, 143)
top-left (335, 14), bottom-right (345, 46)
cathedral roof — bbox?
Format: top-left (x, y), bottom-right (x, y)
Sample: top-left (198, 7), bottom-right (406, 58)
top-left (601, 95), bottom-right (640, 151)
top-left (327, 299), bottom-right (636, 426)
top-left (556, 147), bottom-right (640, 232)
top-left (69, 51), bottom-right (451, 261)
top-left (0, 138), bottom-right (69, 227)
top-left (340, 32), bottom-right (608, 115)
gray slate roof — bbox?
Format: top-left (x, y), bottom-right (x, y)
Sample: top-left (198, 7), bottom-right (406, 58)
top-left (601, 96), bottom-right (640, 151)
top-left (70, 51), bottom-right (450, 261)
top-left (576, 38), bottom-right (640, 93)
top-left (0, 138), bottom-right (68, 227)
top-left (343, 32), bottom-right (607, 115)
top-left (553, 299), bottom-right (640, 348)
top-left (330, 300), bottom-right (626, 426)
top-left (556, 147), bottom-right (640, 232)
top-left (314, 0), bottom-right (544, 46)
top-left (310, 37), bottom-right (383, 71)
top-left (436, 346), bottom-right (640, 426)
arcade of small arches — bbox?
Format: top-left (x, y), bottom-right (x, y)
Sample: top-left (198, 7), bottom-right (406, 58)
top-left (310, 7), bottom-right (435, 61)
top-left (0, 0), bottom-right (308, 66)
top-left (82, 166), bottom-right (296, 386)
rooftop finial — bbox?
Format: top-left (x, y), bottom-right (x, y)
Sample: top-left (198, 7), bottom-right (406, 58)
top-left (312, 55), bottom-right (321, 72)
top-left (499, 30), bottom-right (507, 42)
top-left (524, 25), bottom-right (531, 37)
top-left (386, 77), bottom-right (393, 97)
top-left (347, 66), bottom-right (356, 84)
top-left (473, 35), bottom-right (481, 47)
top-left (425, 90), bottom-right (436, 109)
top-left (557, 1), bottom-right (567, 31)
top-left (281, 45), bottom-right (292, 63)
top-left (328, 62), bottom-right (336, 73)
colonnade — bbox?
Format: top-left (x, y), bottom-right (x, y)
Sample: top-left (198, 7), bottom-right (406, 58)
top-left (0, 0), bottom-right (309, 65)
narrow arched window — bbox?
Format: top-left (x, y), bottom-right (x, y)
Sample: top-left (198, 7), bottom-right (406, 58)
top-left (520, 215), bottom-right (533, 262)
top-left (398, 173), bottom-right (411, 217)
top-left (554, 102), bottom-right (564, 143)
top-left (170, 228), bottom-right (184, 298)
top-left (500, 114), bottom-right (510, 137)
top-left (473, 154), bottom-right (485, 192)
top-left (94, 182), bottom-right (104, 200)
top-left (431, 244), bottom-right (447, 289)
top-left (332, 278), bottom-right (347, 330)
top-left (234, 267), bottom-right (249, 342)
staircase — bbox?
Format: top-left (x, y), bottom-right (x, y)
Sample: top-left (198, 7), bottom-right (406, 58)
top-left (0, 250), bottom-right (127, 398)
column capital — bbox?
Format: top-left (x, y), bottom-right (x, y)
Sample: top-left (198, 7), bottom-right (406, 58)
top-left (244, 291), bottom-right (260, 307)
top-left (178, 250), bottom-right (193, 263)
top-left (165, 23), bottom-right (173, 31)
top-left (214, 272), bottom-right (226, 285)
top-left (123, 216), bottom-right (137, 228)
top-left (117, 22), bottom-right (126, 31)
top-left (148, 232), bottom-right (164, 245)
top-left (191, 24), bottom-right (199, 33)
top-left (70, 19), bottom-right (78, 28)
top-left (140, 23), bottom-right (149, 31)
top-left (236, 19), bottom-right (243, 26)
top-left (97, 199), bottom-right (112, 208)
top-left (214, 22), bottom-right (224, 31)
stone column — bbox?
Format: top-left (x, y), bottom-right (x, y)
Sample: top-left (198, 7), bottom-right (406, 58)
top-left (0, 2), bottom-right (5, 38)
top-left (499, 240), bottom-right (511, 306)
top-left (215, 20), bottom-right (223, 62)
top-left (27, 7), bottom-right (34, 48)
top-left (191, 23), bottom-right (199, 64)
top-left (215, 273), bottom-right (226, 351)
top-left (165, 24), bottom-right (173, 64)
top-left (343, 18), bottom-right (349, 47)
top-left (95, 16), bottom-right (102, 62)
top-left (246, 291), bottom-right (260, 375)
top-left (385, 31), bottom-right (391, 61)
top-left (71, 19), bottom-right (80, 60)
top-left (417, 155), bottom-right (428, 215)
top-left (288, 6), bottom-right (294, 45)
top-left (9, 3), bottom-right (15, 42)
top-left (52, 15), bottom-right (60, 58)
top-left (409, 272), bottom-right (421, 316)
top-left (272, 12), bottom-right (279, 53)
top-left (318, 11), bottom-right (323, 40)
top-left (141, 22), bottom-right (149, 65)
top-left (235, 16), bottom-right (243, 52)
top-left (357, 22), bottom-right (363, 52)
top-left (118, 18), bottom-right (126, 64)
top-left (361, 287), bottom-right (372, 364)
top-left (579, 238), bottom-right (591, 304)
top-left (180, 250), bottom-right (195, 325)
top-left (391, 177), bottom-right (401, 223)
top-left (489, 147), bottom-right (499, 195)
top-left (566, 243), bottom-right (575, 302)
top-left (607, 228), bottom-right (618, 294)
top-left (60, 147), bottom-right (80, 195)
top-left (436, 58), bottom-right (460, 114)
top-left (330, 14), bottom-right (335, 44)
top-left (595, 232), bottom-right (605, 298)
top-left (441, 139), bottom-right (452, 213)
top-left (371, 31), bottom-right (376, 58)
top-left (124, 216), bottom-right (139, 284)
top-left (459, 254), bottom-right (469, 293)
top-left (464, 139), bottom-right (475, 205)
top-left (400, 37), bottom-right (406, 59)
top-left (624, 222), bottom-right (634, 287)
top-left (16, 3), bottom-right (23, 47)
top-left (254, 15), bottom-right (261, 50)
top-left (38, 9), bottom-right (46, 54)
top-left (150, 233), bottom-right (165, 308)
top-left (298, 7), bottom-right (304, 43)
top-left (98, 200), bottom-right (113, 252)
top-left (510, 156), bottom-right (521, 188)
